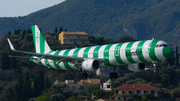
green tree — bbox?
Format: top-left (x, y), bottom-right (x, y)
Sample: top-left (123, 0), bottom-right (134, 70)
top-left (0, 83), bottom-right (16, 101)
top-left (152, 73), bottom-right (161, 83)
top-left (100, 76), bottom-right (109, 84)
top-left (92, 89), bottom-right (106, 99)
top-left (1, 52), bottom-right (10, 70)
top-left (22, 72), bottom-right (32, 101)
top-left (37, 70), bottom-right (45, 95)
top-left (66, 96), bottom-right (78, 101)
top-left (134, 78), bottom-right (147, 83)
top-left (14, 83), bottom-right (21, 101)
top-left (33, 77), bottom-right (39, 97)
top-left (25, 34), bottom-right (33, 42)
top-left (55, 27), bottom-right (58, 33)
top-left (127, 97), bottom-right (133, 101)
top-left (88, 35), bottom-right (96, 44)
top-left (86, 85), bottom-right (99, 95)
top-left (131, 94), bottom-right (142, 101)
top-left (35, 96), bottom-right (49, 101)
top-left (171, 88), bottom-right (180, 100)
top-left (126, 79), bottom-right (134, 84)
top-left (10, 57), bottom-right (17, 69)
top-left (14, 29), bottom-right (21, 35)
top-left (16, 74), bottom-right (23, 101)
top-left (7, 31), bottom-right (12, 35)
top-left (22, 30), bottom-right (26, 39)
top-left (65, 28), bottom-right (67, 31)
top-left (111, 81), bottom-right (120, 89)
top-left (50, 94), bottom-right (65, 101)
top-left (59, 27), bottom-right (63, 32)
top-left (26, 29), bottom-right (32, 34)
top-left (95, 36), bottom-right (106, 45)
top-left (44, 77), bottom-right (51, 90)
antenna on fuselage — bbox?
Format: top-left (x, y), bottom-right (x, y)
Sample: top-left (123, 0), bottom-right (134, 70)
top-left (152, 37), bottom-right (154, 40)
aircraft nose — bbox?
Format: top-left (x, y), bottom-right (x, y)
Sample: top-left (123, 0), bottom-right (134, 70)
top-left (163, 47), bottom-right (174, 58)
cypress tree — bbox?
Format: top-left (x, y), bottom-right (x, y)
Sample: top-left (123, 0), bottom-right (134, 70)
top-left (65, 28), bottom-right (68, 31)
top-left (18, 74), bottom-right (23, 100)
top-left (22, 30), bottom-right (26, 39)
top-left (1, 52), bottom-right (10, 70)
top-left (14, 84), bottom-right (21, 101)
top-left (44, 77), bottom-right (51, 89)
top-left (10, 57), bottom-right (17, 69)
top-left (59, 27), bottom-right (63, 32)
top-left (22, 72), bottom-right (31, 101)
top-left (33, 77), bottom-right (39, 97)
top-left (55, 27), bottom-right (58, 33)
top-left (7, 31), bottom-right (12, 35)
top-left (16, 29), bottom-right (21, 35)
top-left (14, 29), bottom-right (17, 35)
top-left (38, 70), bottom-right (44, 95)
top-left (26, 29), bottom-right (32, 34)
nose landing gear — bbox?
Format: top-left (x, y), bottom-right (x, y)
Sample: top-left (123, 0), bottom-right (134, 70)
top-left (153, 61), bottom-right (159, 73)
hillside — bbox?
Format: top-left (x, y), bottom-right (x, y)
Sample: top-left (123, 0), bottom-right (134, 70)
top-left (0, 0), bottom-right (180, 46)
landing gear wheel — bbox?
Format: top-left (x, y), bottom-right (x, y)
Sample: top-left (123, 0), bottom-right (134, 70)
top-left (109, 72), bottom-right (118, 80)
top-left (109, 72), bottom-right (114, 79)
top-left (114, 72), bottom-right (118, 79)
top-left (79, 71), bottom-right (88, 79)
top-left (79, 72), bottom-right (84, 79)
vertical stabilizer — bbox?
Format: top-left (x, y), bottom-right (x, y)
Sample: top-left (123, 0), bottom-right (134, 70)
top-left (31, 25), bottom-right (52, 53)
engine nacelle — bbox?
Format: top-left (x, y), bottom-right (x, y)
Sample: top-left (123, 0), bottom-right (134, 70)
top-left (82, 59), bottom-right (100, 71)
top-left (128, 63), bottom-right (146, 72)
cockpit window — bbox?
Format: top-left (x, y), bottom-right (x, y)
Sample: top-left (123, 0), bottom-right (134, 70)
top-left (156, 44), bottom-right (168, 48)
top-left (163, 44), bottom-right (168, 47)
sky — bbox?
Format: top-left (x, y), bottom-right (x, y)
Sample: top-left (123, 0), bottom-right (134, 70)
top-left (0, 0), bottom-right (65, 17)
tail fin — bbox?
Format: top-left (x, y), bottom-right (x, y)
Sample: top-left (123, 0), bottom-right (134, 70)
top-left (31, 25), bottom-right (52, 53)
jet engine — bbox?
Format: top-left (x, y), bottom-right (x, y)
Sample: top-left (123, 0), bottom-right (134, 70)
top-left (128, 63), bottom-right (146, 72)
top-left (81, 59), bottom-right (100, 71)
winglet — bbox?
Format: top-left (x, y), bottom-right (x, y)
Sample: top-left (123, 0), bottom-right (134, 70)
top-left (7, 38), bottom-right (16, 51)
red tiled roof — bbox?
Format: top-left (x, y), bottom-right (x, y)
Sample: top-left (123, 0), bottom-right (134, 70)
top-left (114, 83), bottom-right (160, 91)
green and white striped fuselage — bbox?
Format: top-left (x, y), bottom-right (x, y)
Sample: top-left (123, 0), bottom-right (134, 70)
top-left (30, 39), bottom-right (173, 70)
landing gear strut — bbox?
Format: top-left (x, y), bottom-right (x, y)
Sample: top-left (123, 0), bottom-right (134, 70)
top-left (79, 71), bottom-right (88, 79)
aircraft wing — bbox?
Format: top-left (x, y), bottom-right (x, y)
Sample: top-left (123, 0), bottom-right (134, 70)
top-left (7, 38), bottom-right (105, 62)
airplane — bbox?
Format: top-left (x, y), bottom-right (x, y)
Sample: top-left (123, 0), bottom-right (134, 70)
top-left (7, 25), bottom-right (174, 79)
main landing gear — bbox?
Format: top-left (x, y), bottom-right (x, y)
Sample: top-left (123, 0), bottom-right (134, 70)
top-left (109, 67), bottom-right (118, 80)
top-left (109, 72), bottom-right (118, 80)
top-left (79, 71), bottom-right (88, 79)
